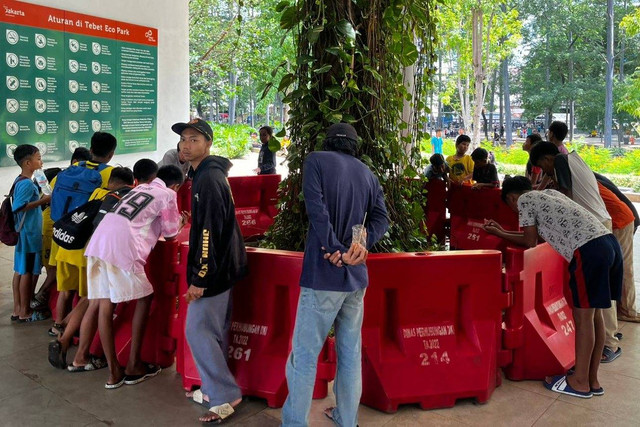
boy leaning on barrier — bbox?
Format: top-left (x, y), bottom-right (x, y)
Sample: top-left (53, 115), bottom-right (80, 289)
top-left (483, 176), bottom-right (622, 399)
top-left (84, 165), bottom-right (185, 389)
top-left (530, 142), bottom-right (623, 362)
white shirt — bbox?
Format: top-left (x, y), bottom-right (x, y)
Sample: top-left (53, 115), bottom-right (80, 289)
top-left (518, 190), bottom-right (610, 262)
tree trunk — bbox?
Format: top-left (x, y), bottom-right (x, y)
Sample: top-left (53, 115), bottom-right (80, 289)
top-left (471, 7), bottom-right (484, 148)
top-left (209, 86), bottom-right (215, 122)
top-left (499, 70), bottom-right (503, 137)
top-left (197, 101), bottom-right (204, 119)
top-left (620, 0), bottom-right (627, 82)
top-left (266, 102), bottom-right (270, 126)
top-left (489, 68), bottom-right (497, 136)
top-left (228, 71), bottom-right (238, 125)
top-left (545, 34), bottom-right (551, 129)
top-left (569, 29), bottom-right (574, 141)
top-left (502, 57), bottom-right (513, 147)
top-left (402, 63), bottom-right (416, 155)
top-left (604, 0), bottom-right (614, 148)
top-left (437, 53), bottom-right (443, 128)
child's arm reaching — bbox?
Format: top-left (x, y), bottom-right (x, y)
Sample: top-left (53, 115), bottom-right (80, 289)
top-left (13, 194), bottom-right (50, 213)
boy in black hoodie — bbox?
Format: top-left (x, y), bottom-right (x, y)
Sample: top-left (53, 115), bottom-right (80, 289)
top-left (171, 118), bottom-right (247, 424)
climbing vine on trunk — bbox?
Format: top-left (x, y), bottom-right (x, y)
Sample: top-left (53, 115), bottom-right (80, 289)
top-left (263, 0), bottom-right (441, 252)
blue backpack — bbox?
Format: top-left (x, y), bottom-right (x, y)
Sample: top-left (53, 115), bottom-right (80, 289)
top-left (50, 162), bottom-right (108, 222)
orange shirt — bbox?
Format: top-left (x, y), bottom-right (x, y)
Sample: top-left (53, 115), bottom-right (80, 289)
top-left (597, 182), bottom-right (634, 230)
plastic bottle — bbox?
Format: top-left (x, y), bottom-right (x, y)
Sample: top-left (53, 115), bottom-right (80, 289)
top-left (33, 169), bottom-right (52, 195)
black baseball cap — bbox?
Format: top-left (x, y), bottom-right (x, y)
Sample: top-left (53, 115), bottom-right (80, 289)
top-left (326, 123), bottom-right (358, 141)
top-left (171, 118), bottom-right (213, 141)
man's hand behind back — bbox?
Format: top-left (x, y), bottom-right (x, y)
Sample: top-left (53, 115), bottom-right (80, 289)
top-left (342, 242), bottom-right (368, 266)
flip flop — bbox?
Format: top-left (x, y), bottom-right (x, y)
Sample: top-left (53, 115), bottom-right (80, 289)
top-left (543, 375), bottom-right (593, 399)
top-left (48, 340), bottom-right (67, 369)
top-left (188, 389), bottom-right (210, 408)
top-left (602, 346), bottom-right (622, 363)
top-left (18, 311), bottom-right (50, 323)
top-left (591, 387), bottom-right (604, 396)
top-left (10, 315), bottom-right (19, 321)
top-left (200, 402), bottom-right (239, 424)
top-left (48, 323), bottom-right (64, 337)
top-left (105, 376), bottom-right (125, 390)
top-left (67, 356), bottom-right (107, 372)
top-left (124, 364), bottom-right (161, 385)
top-left (323, 407), bottom-right (360, 426)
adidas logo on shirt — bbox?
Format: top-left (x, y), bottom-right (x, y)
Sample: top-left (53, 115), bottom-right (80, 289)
top-left (53, 227), bottom-right (75, 244)
top-left (71, 212), bottom-right (87, 224)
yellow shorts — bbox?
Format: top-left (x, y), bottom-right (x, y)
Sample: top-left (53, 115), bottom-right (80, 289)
top-left (42, 233), bottom-right (53, 266)
top-left (48, 240), bottom-right (59, 267)
top-left (56, 261), bottom-right (87, 297)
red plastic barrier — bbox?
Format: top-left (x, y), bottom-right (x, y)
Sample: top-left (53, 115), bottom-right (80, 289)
top-left (424, 179), bottom-right (447, 243)
top-left (88, 227), bottom-right (190, 368)
top-left (448, 185), bottom-right (519, 252)
top-left (502, 243), bottom-right (575, 380)
top-left (228, 175), bottom-right (280, 239)
top-left (177, 178), bottom-right (192, 214)
top-left (361, 250), bottom-right (507, 412)
top-left (172, 247), bottom-right (336, 408)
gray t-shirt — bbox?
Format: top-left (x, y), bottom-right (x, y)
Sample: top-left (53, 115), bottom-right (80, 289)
top-left (158, 149), bottom-right (191, 176)
top-left (517, 189), bottom-right (610, 262)
top-left (553, 151), bottom-right (610, 225)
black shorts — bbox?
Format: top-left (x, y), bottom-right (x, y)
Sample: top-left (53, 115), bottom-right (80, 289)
top-left (568, 234), bottom-right (623, 309)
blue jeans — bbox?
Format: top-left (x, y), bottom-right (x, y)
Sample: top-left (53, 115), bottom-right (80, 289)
top-left (282, 287), bottom-right (366, 427)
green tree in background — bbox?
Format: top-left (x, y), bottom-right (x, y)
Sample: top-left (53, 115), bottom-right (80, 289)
top-left (189, 0), bottom-right (294, 127)
top-left (438, 0), bottom-right (521, 147)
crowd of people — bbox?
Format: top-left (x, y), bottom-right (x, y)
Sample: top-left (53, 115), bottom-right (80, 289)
top-left (6, 120), bottom-right (384, 425)
top-left (5, 117), bottom-right (639, 424)
top-left (426, 131), bottom-right (499, 189)
top-left (484, 120), bottom-right (639, 400)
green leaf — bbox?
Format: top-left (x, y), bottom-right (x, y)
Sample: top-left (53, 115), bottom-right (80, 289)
top-left (308, 25), bottom-right (324, 43)
top-left (326, 112), bottom-right (343, 123)
top-left (313, 64), bottom-right (332, 74)
top-left (260, 82), bottom-right (273, 99)
top-left (268, 137), bottom-right (282, 152)
top-left (296, 55), bottom-right (314, 65)
top-left (364, 65), bottom-right (383, 81)
top-left (280, 6), bottom-right (298, 30)
top-left (278, 73), bottom-right (295, 92)
top-left (347, 79), bottom-right (360, 90)
top-left (342, 114), bottom-right (356, 123)
top-left (326, 47), bottom-right (342, 56)
top-left (336, 20), bottom-right (356, 41)
top-left (275, 0), bottom-right (290, 13)
top-left (275, 128), bottom-right (286, 137)
top-left (400, 40), bottom-right (419, 66)
top-left (325, 85), bottom-right (342, 99)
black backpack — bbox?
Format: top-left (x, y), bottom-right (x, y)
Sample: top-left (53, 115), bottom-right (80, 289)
top-left (0, 176), bottom-right (29, 246)
top-left (52, 199), bottom-right (102, 250)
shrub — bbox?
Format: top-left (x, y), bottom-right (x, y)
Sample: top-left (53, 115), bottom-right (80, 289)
top-left (209, 123), bottom-right (253, 159)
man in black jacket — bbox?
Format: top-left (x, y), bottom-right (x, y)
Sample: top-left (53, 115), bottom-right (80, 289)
top-left (171, 118), bottom-right (248, 424)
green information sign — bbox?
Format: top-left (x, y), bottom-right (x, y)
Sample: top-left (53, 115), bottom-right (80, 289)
top-left (0, 0), bottom-right (158, 166)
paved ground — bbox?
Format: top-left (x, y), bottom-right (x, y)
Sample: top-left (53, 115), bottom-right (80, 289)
top-left (1, 154), bottom-right (639, 426)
